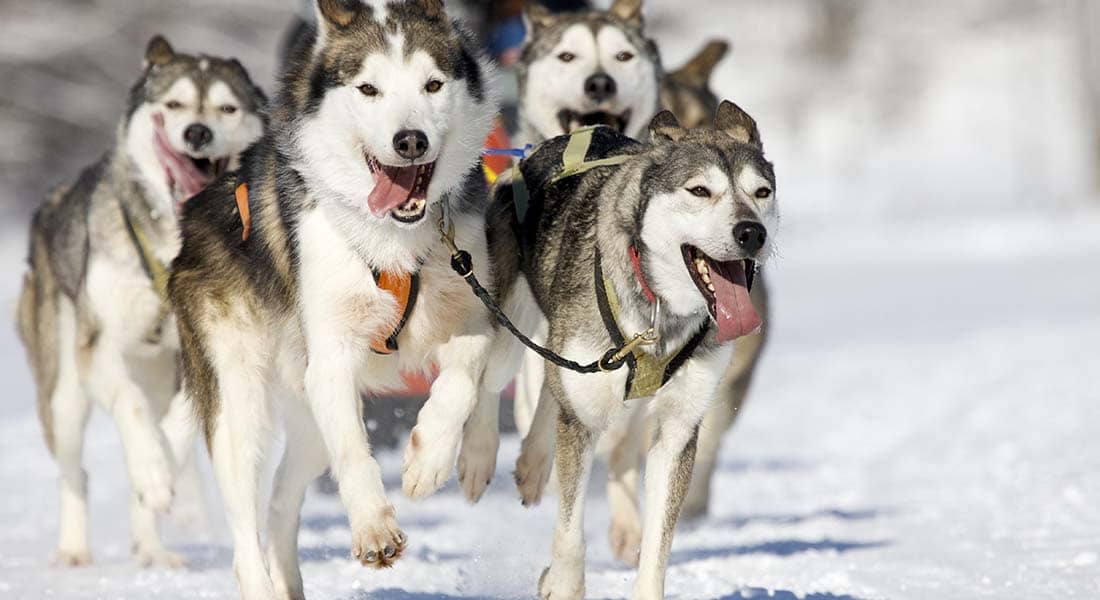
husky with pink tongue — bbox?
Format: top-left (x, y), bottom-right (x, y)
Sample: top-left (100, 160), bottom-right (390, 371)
top-left (167, 1), bottom-right (499, 598)
top-left (480, 101), bottom-right (777, 600)
top-left (17, 36), bottom-right (264, 570)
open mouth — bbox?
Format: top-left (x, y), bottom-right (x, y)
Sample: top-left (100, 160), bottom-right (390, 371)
top-left (151, 114), bottom-right (228, 212)
top-left (557, 109), bottom-right (632, 134)
top-left (366, 155), bottom-right (435, 224)
top-left (682, 245), bottom-right (761, 342)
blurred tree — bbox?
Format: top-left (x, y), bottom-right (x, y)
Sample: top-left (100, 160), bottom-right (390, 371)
top-left (1076, 0), bottom-right (1100, 196)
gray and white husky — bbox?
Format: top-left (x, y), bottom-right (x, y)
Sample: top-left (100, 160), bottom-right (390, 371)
top-left (494, 0), bottom-right (770, 565)
top-left (486, 104), bottom-right (777, 599)
top-left (167, 1), bottom-right (498, 598)
top-left (16, 36), bottom-right (265, 567)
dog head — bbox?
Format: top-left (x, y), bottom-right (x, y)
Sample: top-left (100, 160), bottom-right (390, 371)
top-left (633, 102), bottom-right (776, 342)
top-left (291, 0), bottom-right (498, 227)
top-left (517, 0), bottom-right (660, 142)
top-left (125, 35), bottom-right (266, 214)
top-left (660, 40), bottom-right (729, 129)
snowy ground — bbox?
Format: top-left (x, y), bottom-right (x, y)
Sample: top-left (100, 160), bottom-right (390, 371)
top-left (2, 209), bottom-right (1099, 600)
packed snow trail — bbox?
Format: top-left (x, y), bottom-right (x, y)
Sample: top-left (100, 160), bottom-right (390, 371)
top-left (2, 212), bottom-right (1098, 599)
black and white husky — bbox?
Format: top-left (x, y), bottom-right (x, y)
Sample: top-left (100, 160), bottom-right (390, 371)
top-left (486, 104), bottom-right (778, 599)
top-left (168, 1), bottom-right (498, 598)
top-left (16, 37), bottom-right (265, 567)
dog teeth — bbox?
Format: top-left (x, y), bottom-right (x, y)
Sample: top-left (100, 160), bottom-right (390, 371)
top-left (707, 282), bottom-right (716, 293)
top-left (701, 271), bottom-right (711, 284)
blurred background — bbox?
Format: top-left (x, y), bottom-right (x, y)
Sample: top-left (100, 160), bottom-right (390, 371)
top-left (1, 1), bottom-right (1098, 598)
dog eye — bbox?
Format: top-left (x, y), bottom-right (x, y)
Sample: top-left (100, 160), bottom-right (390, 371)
top-left (688, 186), bottom-right (711, 198)
top-left (165, 100), bottom-right (183, 110)
top-left (557, 52), bottom-right (576, 63)
top-left (220, 104), bottom-right (238, 115)
top-left (357, 83), bottom-right (379, 97)
top-left (615, 51), bottom-right (634, 62)
top-left (754, 187), bottom-right (772, 199)
top-left (425, 79), bottom-right (444, 93)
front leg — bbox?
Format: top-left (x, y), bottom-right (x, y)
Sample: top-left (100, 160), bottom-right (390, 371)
top-left (304, 337), bottom-right (405, 568)
top-left (403, 311), bottom-right (493, 499)
top-left (539, 397), bottom-right (597, 600)
top-left (632, 347), bottom-right (731, 600)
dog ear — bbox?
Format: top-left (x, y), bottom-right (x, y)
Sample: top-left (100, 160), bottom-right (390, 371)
top-left (669, 40), bottom-right (729, 87)
top-left (714, 100), bottom-right (760, 147)
top-left (418, 0), bottom-right (445, 19)
top-left (649, 110), bottom-right (686, 143)
top-left (523, 2), bottom-right (556, 38)
top-left (144, 35), bottom-right (175, 68)
top-left (316, 0), bottom-right (361, 31)
top-left (609, 0), bottom-right (644, 27)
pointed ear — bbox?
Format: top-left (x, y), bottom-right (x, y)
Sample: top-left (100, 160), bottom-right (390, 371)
top-left (649, 110), bottom-right (685, 143)
top-left (670, 40), bottom-right (729, 86)
top-left (144, 35), bottom-right (175, 68)
top-left (419, 0), bottom-right (445, 19)
top-left (523, 2), bottom-right (556, 39)
top-left (609, 0), bottom-right (644, 27)
top-left (715, 100), bottom-right (760, 147)
top-left (316, 0), bottom-right (361, 31)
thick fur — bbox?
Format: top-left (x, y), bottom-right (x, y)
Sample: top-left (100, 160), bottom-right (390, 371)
top-left (15, 37), bottom-right (265, 568)
top-left (489, 107), bottom-right (778, 599)
top-left (482, 0), bottom-right (771, 562)
top-left (168, 2), bottom-right (499, 598)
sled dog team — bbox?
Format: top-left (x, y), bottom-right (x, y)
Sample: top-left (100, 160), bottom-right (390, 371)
top-left (18, 1), bottom-right (778, 599)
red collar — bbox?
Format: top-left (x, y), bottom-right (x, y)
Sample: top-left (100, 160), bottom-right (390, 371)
top-left (629, 245), bottom-right (658, 304)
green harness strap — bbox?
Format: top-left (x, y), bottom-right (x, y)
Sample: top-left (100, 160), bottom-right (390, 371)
top-left (119, 200), bottom-right (171, 344)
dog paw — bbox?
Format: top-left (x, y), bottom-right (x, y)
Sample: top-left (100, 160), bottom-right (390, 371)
top-left (130, 452), bottom-right (174, 513)
top-left (538, 564), bottom-right (584, 600)
top-left (133, 543), bottom-right (187, 569)
top-left (402, 425), bottom-right (459, 499)
top-left (52, 548), bottom-right (92, 567)
top-left (350, 507), bottom-right (406, 569)
top-left (609, 519), bottom-right (642, 568)
top-left (514, 443), bottom-right (553, 507)
top-left (457, 429), bottom-right (498, 503)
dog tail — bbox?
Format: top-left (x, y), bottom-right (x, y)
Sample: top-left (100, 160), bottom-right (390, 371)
top-left (17, 193), bottom-right (66, 456)
top-left (668, 40), bottom-right (730, 87)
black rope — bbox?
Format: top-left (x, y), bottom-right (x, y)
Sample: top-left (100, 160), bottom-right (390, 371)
top-left (448, 250), bottom-right (628, 374)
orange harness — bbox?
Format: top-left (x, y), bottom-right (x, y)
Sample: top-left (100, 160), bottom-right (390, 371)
top-left (233, 182), bottom-right (418, 354)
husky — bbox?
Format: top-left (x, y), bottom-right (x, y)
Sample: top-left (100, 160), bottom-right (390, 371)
top-left (479, 0), bottom-right (771, 564)
top-left (485, 104), bottom-right (777, 599)
top-left (167, 1), bottom-right (498, 597)
top-left (15, 36), bottom-right (265, 567)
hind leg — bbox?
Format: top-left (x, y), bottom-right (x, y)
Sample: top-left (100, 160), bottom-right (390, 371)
top-left (51, 338), bottom-right (93, 566)
top-left (208, 361), bottom-right (276, 599)
top-left (130, 493), bottom-right (186, 567)
top-left (267, 395), bottom-right (329, 600)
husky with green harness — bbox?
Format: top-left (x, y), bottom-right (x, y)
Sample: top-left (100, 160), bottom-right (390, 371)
top-left (468, 102), bottom-right (778, 600)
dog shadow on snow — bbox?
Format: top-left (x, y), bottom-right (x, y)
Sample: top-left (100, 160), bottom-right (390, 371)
top-left (715, 590), bottom-right (869, 600)
top-left (345, 590), bottom-right (490, 600)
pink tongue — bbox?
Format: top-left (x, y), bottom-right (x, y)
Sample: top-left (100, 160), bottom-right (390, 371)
top-left (367, 164), bottom-right (418, 218)
top-left (709, 260), bottom-right (762, 342)
top-left (151, 113), bottom-right (211, 202)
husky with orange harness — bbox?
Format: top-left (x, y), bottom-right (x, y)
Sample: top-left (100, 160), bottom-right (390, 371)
top-left (16, 37), bottom-right (265, 569)
top-left (168, 2), bottom-right (498, 598)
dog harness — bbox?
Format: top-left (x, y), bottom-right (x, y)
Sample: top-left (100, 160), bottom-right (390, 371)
top-left (118, 199), bottom-right (171, 344)
top-left (594, 248), bottom-right (708, 401)
top-left (233, 181), bottom-right (419, 354)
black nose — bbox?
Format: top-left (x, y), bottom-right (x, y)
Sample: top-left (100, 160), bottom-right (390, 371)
top-left (734, 221), bottom-right (767, 255)
top-left (393, 129), bottom-right (429, 160)
top-left (183, 123), bottom-right (213, 150)
top-left (583, 73), bottom-right (617, 103)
